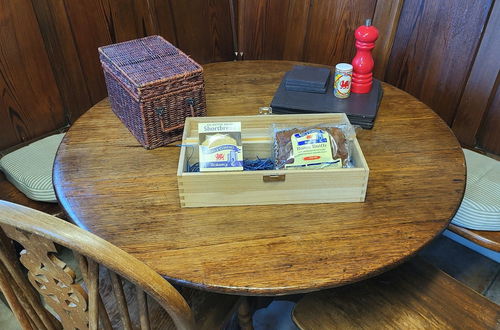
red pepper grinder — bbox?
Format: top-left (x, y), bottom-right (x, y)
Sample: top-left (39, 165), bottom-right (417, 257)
top-left (351, 19), bottom-right (379, 94)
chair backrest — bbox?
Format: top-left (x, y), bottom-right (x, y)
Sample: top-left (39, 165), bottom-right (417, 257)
top-left (0, 200), bottom-right (195, 330)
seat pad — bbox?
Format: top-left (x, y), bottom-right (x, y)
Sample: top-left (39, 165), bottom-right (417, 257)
top-left (0, 134), bottom-right (65, 203)
top-left (451, 149), bottom-right (500, 231)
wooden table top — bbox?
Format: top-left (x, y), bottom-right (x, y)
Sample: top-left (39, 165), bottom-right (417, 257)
top-left (53, 61), bottom-right (465, 296)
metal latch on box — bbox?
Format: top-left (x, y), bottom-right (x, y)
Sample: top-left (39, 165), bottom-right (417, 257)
top-left (263, 174), bottom-right (285, 182)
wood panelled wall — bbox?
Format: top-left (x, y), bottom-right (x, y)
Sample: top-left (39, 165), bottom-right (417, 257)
top-left (451, 0), bottom-right (500, 154)
top-left (0, 0), bottom-right (233, 150)
top-left (1, 0), bottom-right (498, 154)
top-left (385, 0), bottom-right (491, 125)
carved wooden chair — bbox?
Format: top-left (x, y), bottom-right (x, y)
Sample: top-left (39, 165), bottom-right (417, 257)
top-left (0, 200), bottom-right (248, 329)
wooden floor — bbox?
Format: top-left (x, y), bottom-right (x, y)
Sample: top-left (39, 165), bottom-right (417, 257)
top-left (1, 234), bottom-right (499, 329)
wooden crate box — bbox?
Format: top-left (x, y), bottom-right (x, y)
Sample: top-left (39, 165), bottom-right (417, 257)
top-left (177, 113), bottom-right (369, 207)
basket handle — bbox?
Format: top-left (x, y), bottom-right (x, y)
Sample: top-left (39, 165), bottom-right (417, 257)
top-left (156, 98), bottom-right (196, 133)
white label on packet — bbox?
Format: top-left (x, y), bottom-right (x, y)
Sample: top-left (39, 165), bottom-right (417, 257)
top-left (199, 122), bottom-right (241, 134)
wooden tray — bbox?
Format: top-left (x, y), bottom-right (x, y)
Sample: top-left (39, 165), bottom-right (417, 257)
top-left (177, 113), bottom-right (369, 207)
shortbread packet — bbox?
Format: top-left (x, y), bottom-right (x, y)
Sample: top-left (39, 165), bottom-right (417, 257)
top-left (198, 122), bottom-right (243, 172)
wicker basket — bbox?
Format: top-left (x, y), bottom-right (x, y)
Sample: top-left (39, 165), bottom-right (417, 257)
top-left (99, 35), bottom-right (206, 149)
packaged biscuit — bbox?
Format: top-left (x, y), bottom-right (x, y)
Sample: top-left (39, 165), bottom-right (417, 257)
top-left (198, 122), bottom-right (243, 172)
top-left (273, 124), bottom-right (355, 170)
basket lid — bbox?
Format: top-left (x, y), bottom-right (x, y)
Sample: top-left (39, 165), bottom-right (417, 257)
top-left (99, 36), bottom-right (202, 90)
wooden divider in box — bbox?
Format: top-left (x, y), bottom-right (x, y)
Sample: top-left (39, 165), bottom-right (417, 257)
top-left (177, 113), bottom-right (369, 208)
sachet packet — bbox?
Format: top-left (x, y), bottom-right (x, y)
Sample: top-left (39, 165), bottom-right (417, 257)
top-left (198, 122), bottom-right (243, 172)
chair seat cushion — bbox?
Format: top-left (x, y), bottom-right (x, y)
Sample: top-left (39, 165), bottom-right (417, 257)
top-left (451, 149), bottom-right (500, 231)
top-left (0, 134), bottom-right (65, 203)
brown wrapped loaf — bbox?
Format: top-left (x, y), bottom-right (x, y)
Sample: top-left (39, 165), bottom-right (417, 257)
top-left (274, 126), bottom-right (348, 169)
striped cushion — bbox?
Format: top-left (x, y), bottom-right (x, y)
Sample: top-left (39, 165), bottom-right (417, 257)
top-left (0, 134), bottom-right (65, 203)
top-left (451, 149), bottom-right (500, 231)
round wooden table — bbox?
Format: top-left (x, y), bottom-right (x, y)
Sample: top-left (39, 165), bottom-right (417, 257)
top-left (53, 61), bottom-right (465, 296)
